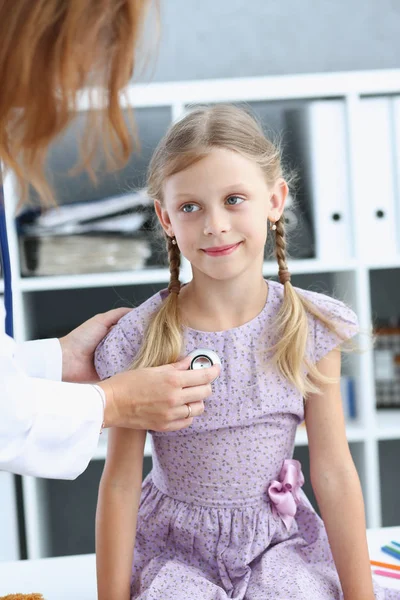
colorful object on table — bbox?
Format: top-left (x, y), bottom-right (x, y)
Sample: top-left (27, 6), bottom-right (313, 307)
top-left (0, 595), bottom-right (44, 599)
top-left (381, 545), bottom-right (400, 561)
top-left (371, 560), bottom-right (400, 572)
top-left (384, 545), bottom-right (400, 557)
top-left (373, 569), bottom-right (400, 581)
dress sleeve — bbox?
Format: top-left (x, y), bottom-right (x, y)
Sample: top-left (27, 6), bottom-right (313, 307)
top-left (299, 289), bottom-right (359, 364)
top-left (94, 308), bottom-right (144, 380)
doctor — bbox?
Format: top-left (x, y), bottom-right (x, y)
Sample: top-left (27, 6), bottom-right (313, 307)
top-left (0, 0), bottom-right (219, 480)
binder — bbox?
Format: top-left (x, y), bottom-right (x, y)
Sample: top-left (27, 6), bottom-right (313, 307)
top-left (392, 96), bottom-right (400, 254)
top-left (286, 101), bottom-right (353, 262)
top-left (356, 98), bottom-right (398, 261)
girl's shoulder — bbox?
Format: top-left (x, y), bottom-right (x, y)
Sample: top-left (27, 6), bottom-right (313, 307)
top-left (269, 279), bottom-right (358, 322)
top-left (269, 280), bottom-right (359, 363)
top-left (94, 290), bottom-right (163, 379)
top-left (295, 285), bottom-right (358, 321)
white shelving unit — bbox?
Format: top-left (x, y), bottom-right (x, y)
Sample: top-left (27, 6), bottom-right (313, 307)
top-left (2, 69), bottom-right (400, 560)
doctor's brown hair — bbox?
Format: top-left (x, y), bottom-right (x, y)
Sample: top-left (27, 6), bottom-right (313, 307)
top-left (0, 0), bottom-right (151, 205)
top-left (132, 105), bottom-right (355, 397)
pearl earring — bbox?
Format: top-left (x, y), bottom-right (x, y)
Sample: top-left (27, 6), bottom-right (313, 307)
top-left (171, 237), bottom-right (177, 245)
top-left (270, 220), bottom-right (277, 231)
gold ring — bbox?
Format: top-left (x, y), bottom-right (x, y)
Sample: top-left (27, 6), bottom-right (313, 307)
top-left (185, 403), bottom-right (192, 419)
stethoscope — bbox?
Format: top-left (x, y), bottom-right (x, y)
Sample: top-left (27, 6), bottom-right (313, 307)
top-left (0, 195), bottom-right (13, 338)
top-left (187, 348), bottom-right (221, 381)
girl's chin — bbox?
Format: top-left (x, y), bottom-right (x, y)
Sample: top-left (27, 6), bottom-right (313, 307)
top-left (192, 265), bottom-right (248, 281)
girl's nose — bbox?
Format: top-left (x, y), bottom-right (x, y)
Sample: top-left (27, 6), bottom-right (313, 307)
top-left (203, 209), bottom-right (231, 236)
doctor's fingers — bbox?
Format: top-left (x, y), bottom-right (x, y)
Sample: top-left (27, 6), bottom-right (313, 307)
top-left (156, 401), bottom-right (204, 431)
top-left (178, 363), bottom-right (220, 388)
top-left (175, 399), bottom-right (205, 420)
top-left (150, 400), bottom-right (205, 432)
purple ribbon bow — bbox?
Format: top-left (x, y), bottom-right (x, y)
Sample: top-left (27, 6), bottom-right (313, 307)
top-left (267, 459), bottom-right (304, 530)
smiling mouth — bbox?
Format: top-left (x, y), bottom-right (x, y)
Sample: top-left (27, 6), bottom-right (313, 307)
top-left (202, 242), bottom-right (242, 256)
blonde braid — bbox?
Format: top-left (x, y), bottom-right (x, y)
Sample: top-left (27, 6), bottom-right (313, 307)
top-left (269, 216), bottom-right (343, 396)
top-left (130, 236), bottom-right (183, 369)
top-left (167, 236), bottom-right (181, 295)
top-left (273, 218), bottom-right (291, 285)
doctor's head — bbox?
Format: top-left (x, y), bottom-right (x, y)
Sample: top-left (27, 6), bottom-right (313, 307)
top-left (0, 0), bottom-right (152, 205)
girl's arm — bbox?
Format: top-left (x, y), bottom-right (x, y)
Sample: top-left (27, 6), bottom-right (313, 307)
top-left (96, 426), bottom-right (146, 600)
top-left (305, 349), bottom-right (375, 600)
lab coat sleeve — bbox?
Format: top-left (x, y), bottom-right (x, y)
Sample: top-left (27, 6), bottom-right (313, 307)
top-left (14, 338), bottom-right (63, 380)
top-left (0, 302), bottom-right (103, 480)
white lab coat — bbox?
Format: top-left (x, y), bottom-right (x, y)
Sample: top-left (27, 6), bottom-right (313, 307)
top-left (0, 301), bottom-right (103, 479)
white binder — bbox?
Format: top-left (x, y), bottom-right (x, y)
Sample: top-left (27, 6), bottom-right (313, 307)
top-left (286, 101), bottom-right (353, 262)
top-left (309, 101), bottom-right (353, 261)
top-left (356, 98), bottom-right (398, 261)
top-left (392, 96), bottom-right (400, 254)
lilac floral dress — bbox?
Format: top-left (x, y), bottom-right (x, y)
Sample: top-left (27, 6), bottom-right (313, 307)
top-left (95, 279), bottom-right (397, 599)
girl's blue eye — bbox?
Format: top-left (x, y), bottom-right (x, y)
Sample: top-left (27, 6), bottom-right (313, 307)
top-left (226, 195), bottom-right (244, 206)
top-left (182, 203), bottom-right (199, 213)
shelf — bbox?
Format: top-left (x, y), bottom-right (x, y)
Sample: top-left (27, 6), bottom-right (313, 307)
top-left (375, 409), bottom-right (400, 440)
top-left (16, 259), bottom-right (360, 293)
top-left (263, 258), bottom-right (357, 276)
top-left (295, 426), bottom-right (308, 446)
top-left (11, 258), bottom-right (400, 293)
top-left (75, 70), bottom-right (400, 111)
top-left (19, 268), bottom-right (171, 292)
top-left (367, 257), bottom-right (400, 270)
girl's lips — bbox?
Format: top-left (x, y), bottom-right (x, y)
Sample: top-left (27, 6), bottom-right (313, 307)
top-left (202, 242), bottom-right (242, 256)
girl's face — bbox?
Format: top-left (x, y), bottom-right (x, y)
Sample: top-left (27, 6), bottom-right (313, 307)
top-left (155, 147), bottom-right (287, 283)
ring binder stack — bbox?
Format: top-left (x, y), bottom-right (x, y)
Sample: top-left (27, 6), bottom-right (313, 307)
top-left (285, 101), bottom-right (353, 262)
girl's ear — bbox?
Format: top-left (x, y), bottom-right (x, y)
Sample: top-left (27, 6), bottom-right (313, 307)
top-left (154, 199), bottom-right (173, 236)
top-left (269, 178), bottom-right (289, 222)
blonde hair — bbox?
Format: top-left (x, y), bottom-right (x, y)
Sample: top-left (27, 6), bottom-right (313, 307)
top-left (0, 0), bottom-right (151, 206)
top-left (133, 104), bottom-right (351, 397)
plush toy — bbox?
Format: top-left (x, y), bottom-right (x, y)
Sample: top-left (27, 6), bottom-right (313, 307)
top-left (0, 595), bottom-right (44, 599)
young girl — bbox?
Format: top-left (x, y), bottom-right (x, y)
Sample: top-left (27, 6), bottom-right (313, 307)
top-left (95, 105), bottom-right (397, 600)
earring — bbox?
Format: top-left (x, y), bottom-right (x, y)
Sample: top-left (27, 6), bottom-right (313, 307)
top-left (270, 220), bottom-right (277, 231)
top-left (171, 236), bottom-right (177, 245)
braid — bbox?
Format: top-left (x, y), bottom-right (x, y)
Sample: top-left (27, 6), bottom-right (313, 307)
top-left (274, 218), bottom-right (291, 285)
top-left (167, 236), bottom-right (181, 295)
top-left (131, 235), bottom-right (183, 369)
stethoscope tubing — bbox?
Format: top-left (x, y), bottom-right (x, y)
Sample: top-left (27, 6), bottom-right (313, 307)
top-left (0, 197), bottom-right (14, 337)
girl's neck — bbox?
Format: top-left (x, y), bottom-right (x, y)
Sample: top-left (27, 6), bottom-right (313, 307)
top-left (179, 272), bottom-right (268, 332)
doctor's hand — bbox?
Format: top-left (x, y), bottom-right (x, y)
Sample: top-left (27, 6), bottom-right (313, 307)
top-left (97, 357), bottom-right (220, 431)
top-left (59, 308), bottom-right (132, 383)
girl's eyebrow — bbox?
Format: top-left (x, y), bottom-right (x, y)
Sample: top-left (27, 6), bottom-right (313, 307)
top-left (174, 192), bottom-right (197, 200)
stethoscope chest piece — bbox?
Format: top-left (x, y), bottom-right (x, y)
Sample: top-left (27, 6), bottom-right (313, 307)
top-left (187, 348), bottom-right (221, 382)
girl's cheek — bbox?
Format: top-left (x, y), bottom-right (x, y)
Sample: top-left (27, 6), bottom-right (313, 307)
top-left (176, 212), bottom-right (200, 223)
